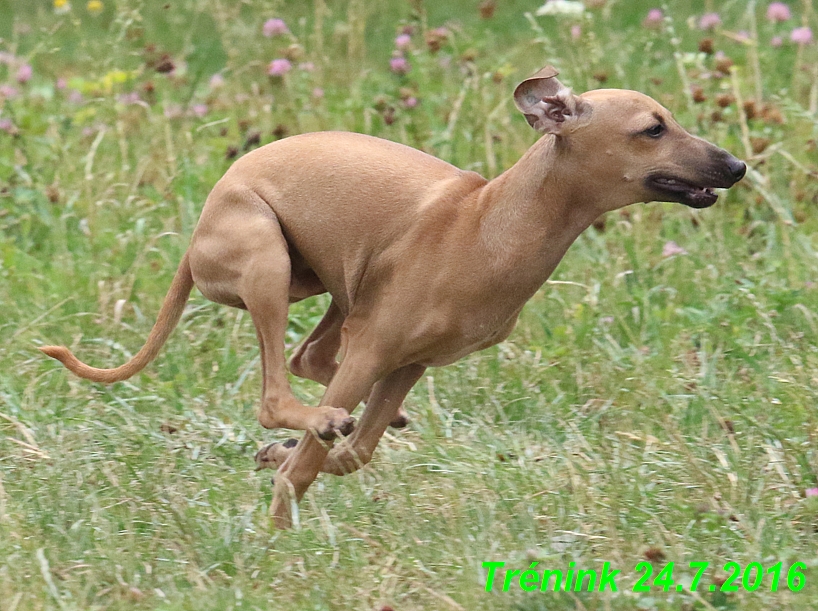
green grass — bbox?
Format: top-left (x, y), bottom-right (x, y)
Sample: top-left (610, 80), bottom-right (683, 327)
top-left (2, 0), bottom-right (818, 609)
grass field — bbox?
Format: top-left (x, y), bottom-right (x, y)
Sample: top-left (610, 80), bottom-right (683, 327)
top-left (1, 0), bottom-right (818, 609)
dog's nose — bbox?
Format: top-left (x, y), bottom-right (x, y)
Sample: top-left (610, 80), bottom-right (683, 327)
top-left (727, 157), bottom-right (746, 182)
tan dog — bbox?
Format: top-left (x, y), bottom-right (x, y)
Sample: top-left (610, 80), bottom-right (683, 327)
top-left (40, 67), bottom-right (745, 528)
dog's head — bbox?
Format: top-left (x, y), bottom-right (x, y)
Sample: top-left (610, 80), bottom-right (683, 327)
top-left (514, 66), bottom-right (746, 210)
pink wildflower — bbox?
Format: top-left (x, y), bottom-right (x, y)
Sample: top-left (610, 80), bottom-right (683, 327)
top-left (267, 58), bottom-right (292, 76)
top-left (67, 89), bottom-right (84, 104)
top-left (390, 56), bottom-right (410, 75)
top-left (643, 8), bottom-right (663, 28)
top-left (56, 77), bottom-right (67, 89)
top-left (403, 96), bottom-right (418, 109)
top-left (312, 87), bottom-right (324, 99)
top-left (662, 241), bottom-right (688, 257)
top-left (791, 26), bottom-right (813, 45)
top-left (0, 118), bottom-right (15, 134)
top-left (571, 25), bottom-right (582, 40)
top-left (299, 62), bottom-right (315, 72)
top-left (209, 73), bottom-right (225, 88)
top-left (699, 13), bottom-right (722, 30)
top-left (395, 34), bottom-right (411, 49)
top-left (806, 488), bottom-right (818, 497)
top-left (263, 18), bottom-right (289, 37)
top-left (771, 35), bottom-right (783, 47)
top-left (16, 64), bottom-right (32, 83)
top-left (191, 104), bottom-right (208, 118)
top-left (0, 85), bottom-right (19, 99)
top-left (765, 2), bottom-right (791, 22)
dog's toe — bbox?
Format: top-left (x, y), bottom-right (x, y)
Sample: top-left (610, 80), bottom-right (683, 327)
top-left (337, 416), bottom-right (355, 437)
top-left (389, 406), bottom-right (409, 429)
top-left (317, 416), bottom-right (355, 440)
top-left (315, 408), bottom-right (355, 440)
top-left (255, 440), bottom-right (296, 471)
top-left (389, 412), bottom-right (409, 429)
top-left (254, 445), bottom-right (273, 471)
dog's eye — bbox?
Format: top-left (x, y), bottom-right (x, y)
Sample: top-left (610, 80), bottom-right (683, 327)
top-left (645, 124), bottom-right (665, 138)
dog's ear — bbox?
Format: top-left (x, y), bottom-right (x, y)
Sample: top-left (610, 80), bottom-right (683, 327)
top-left (513, 66), bottom-right (589, 135)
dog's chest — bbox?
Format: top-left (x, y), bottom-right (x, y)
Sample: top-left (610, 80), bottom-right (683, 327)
top-left (415, 310), bottom-right (519, 367)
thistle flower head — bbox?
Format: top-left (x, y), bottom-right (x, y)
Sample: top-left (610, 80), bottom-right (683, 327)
top-left (267, 58), bottom-right (292, 76)
top-left (790, 26), bottom-right (813, 45)
top-left (263, 18), bottom-right (289, 37)
top-left (765, 2), bottom-right (791, 22)
top-left (698, 13), bottom-right (722, 30)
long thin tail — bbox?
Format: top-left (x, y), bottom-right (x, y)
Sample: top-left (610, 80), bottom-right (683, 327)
top-left (40, 252), bottom-right (195, 384)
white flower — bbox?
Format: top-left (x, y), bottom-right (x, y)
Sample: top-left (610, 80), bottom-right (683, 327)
top-left (536, 0), bottom-right (586, 17)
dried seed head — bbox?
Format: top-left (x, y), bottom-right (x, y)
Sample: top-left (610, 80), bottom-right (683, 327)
top-left (761, 104), bottom-right (783, 124)
top-left (46, 184), bottom-right (60, 203)
top-left (283, 44), bottom-right (303, 61)
top-left (243, 131), bottom-right (261, 151)
top-left (383, 106), bottom-right (396, 125)
top-left (154, 54), bottom-right (175, 73)
top-left (715, 93), bottom-right (734, 108)
top-left (425, 27), bottom-right (449, 53)
top-left (714, 54), bottom-right (734, 73)
top-left (750, 137), bottom-right (770, 154)
top-left (479, 0), bottom-right (496, 19)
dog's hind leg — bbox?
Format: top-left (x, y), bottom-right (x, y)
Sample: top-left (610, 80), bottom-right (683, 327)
top-left (241, 237), bottom-right (354, 438)
top-left (191, 187), bottom-right (355, 440)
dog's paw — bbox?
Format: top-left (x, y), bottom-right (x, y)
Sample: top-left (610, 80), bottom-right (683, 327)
top-left (254, 438), bottom-right (298, 471)
top-left (314, 407), bottom-right (355, 440)
top-left (388, 408), bottom-right (410, 429)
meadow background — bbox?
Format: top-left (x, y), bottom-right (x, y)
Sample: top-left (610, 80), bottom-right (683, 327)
top-left (1, 0), bottom-right (818, 609)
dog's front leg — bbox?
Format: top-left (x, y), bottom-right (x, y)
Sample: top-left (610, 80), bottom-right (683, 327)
top-left (321, 364), bottom-right (424, 475)
top-left (289, 300), bottom-right (343, 386)
top-left (257, 364), bottom-right (424, 475)
top-left (270, 342), bottom-right (393, 529)
top-left (287, 300), bottom-right (412, 429)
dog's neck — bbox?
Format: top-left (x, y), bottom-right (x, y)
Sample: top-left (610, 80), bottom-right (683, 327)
top-left (475, 135), bottom-right (606, 289)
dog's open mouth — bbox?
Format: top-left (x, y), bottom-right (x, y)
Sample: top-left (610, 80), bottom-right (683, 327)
top-left (648, 176), bottom-right (719, 209)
